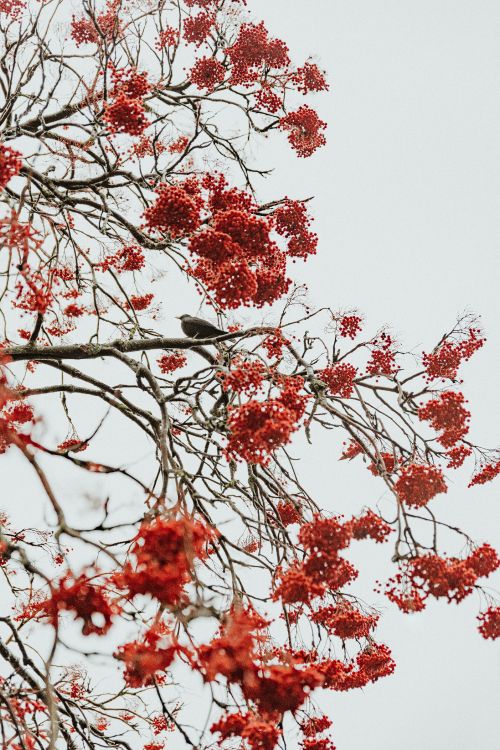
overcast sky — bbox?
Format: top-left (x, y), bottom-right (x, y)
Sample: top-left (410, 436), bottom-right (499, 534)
top-left (2, 2), bottom-right (500, 748)
top-left (249, 2), bottom-right (500, 748)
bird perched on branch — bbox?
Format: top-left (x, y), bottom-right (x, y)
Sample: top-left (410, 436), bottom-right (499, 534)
top-left (177, 314), bottom-right (227, 340)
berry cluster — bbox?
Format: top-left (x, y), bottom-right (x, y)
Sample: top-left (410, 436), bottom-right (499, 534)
top-left (190, 57), bottom-right (226, 91)
top-left (394, 463), bottom-right (447, 508)
top-left (423, 327), bottom-right (485, 381)
top-left (226, 22), bottom-right (290, 86)
top-left (279, 106), bottom-right (327, 158)
top-left (366, 333), bottom-right (397, 376)
top-left (104, 92), bottom-right (149, 136)
top-left (418, 391), bottom-right (470, 447)
top-left (0, 143), bottom-right (22, 189)
top-left (319, 363), bottom-right (357, 398)
top-left (184, 11), bottom-right (214, 45)
top-left (116, 515), bottom-right (213, 605)
top-left (385, 544), bottom-right (499, 609)
top-left (220, 358), bottom-right (266, 393)
top-left (226, 378), bottom-right (308, 464)
top-left (157, 351), bottom-right (187, 374)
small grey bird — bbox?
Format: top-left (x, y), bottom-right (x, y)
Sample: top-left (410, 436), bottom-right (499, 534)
top-left (177, 314), bottom-right (227, 339)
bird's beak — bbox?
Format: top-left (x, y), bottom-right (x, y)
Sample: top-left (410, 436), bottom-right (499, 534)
top-left (175, 316), bottom-right (181, 320)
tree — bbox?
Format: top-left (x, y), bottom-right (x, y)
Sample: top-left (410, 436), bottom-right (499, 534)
top-left (0, 0), bottom-right (498, 748)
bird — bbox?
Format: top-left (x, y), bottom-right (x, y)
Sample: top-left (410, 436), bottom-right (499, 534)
top-left (177, 314), bottom-right (227, 340)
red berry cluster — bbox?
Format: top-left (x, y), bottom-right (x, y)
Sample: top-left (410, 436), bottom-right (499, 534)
top-left (366, 333), bottom-right (397, 376)
top-left (394, 463), bottom-right (447, 508)
top-left (338, 314), bottom-right (362, 339)
top-left (477, 606), bottom-right (500, 640)
top-left (317, 642), bottom-right (395, 691)
top-left (279, 106), bottom-right (327, 158)
top-left (220, 358), bottom-right (266, 393)
top-left (312, 602), bottom-right (378, 639)
top-left (116, 515), bottom-right (213, 606)
top-left (418, 391), bottom-right (470, 447)
top-left (184, 12), bottom-right (214, 45)
top-left (115, 624), bottom-right (182, 687)
top-left (349, 509), bottom-right (393, 543)
top-left (423, 328), bottom-right (485, 381)
top-left (168, 135), bottom-right (189, 153)
top-left (200, 608), bottom-right (323, 715)
top-left (144, 183), bottom-right (201, 237)
top-left (386, 545), bottom-right (499, 610)
top-left (157, 351), bottom-right (187, 374)
top-left (126, 293), bottom-right (153, 310)
top-left (20, 573), bottom-right (119, 636)
top-left (276, 500), bottom-right (303, 526)
top-left (339, 440), bottom-right (363, 460)
top-left (71, 2), bottom-right (120, 46)
top-left (469, 458), bottom-right (500, 487)
top-left (319, 363), bottom-right (357, 398)
top-left (368, 451), bottom-right (396, 476)
top-left (98, 245), bottom-right (145, 273)
top-left (446, 444), bottom-right (472, 469)
top-left (190, 57), bottom-right (226, 91)
top-left (212, 713), bottom-right (281, 750)
top-left (226, 377), bottom-right (308, 464)
top-left (226, 22), bottom-right (290, 86)
top-left (0, 0), bottom-right (25, 19)
top-left (103, 92), bottom-right (149, 136)
top-left (273, 199), bottom-right (318, 258)
top-left (255, 86), bottom-right (284, 113)
top-left (0, 143), bottom-right (22, 189)
top-left (293, 62), bottom-right (329, 94)
top-left (273, 515), bottom-right (357, 605)
top-left (155, 26), bottom-right (179, 48)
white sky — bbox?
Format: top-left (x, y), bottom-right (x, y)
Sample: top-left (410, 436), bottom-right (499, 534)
top-left (249, 1), bottom-right (500, 748)
top-left (1, 2), bottom-right (499, 748)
